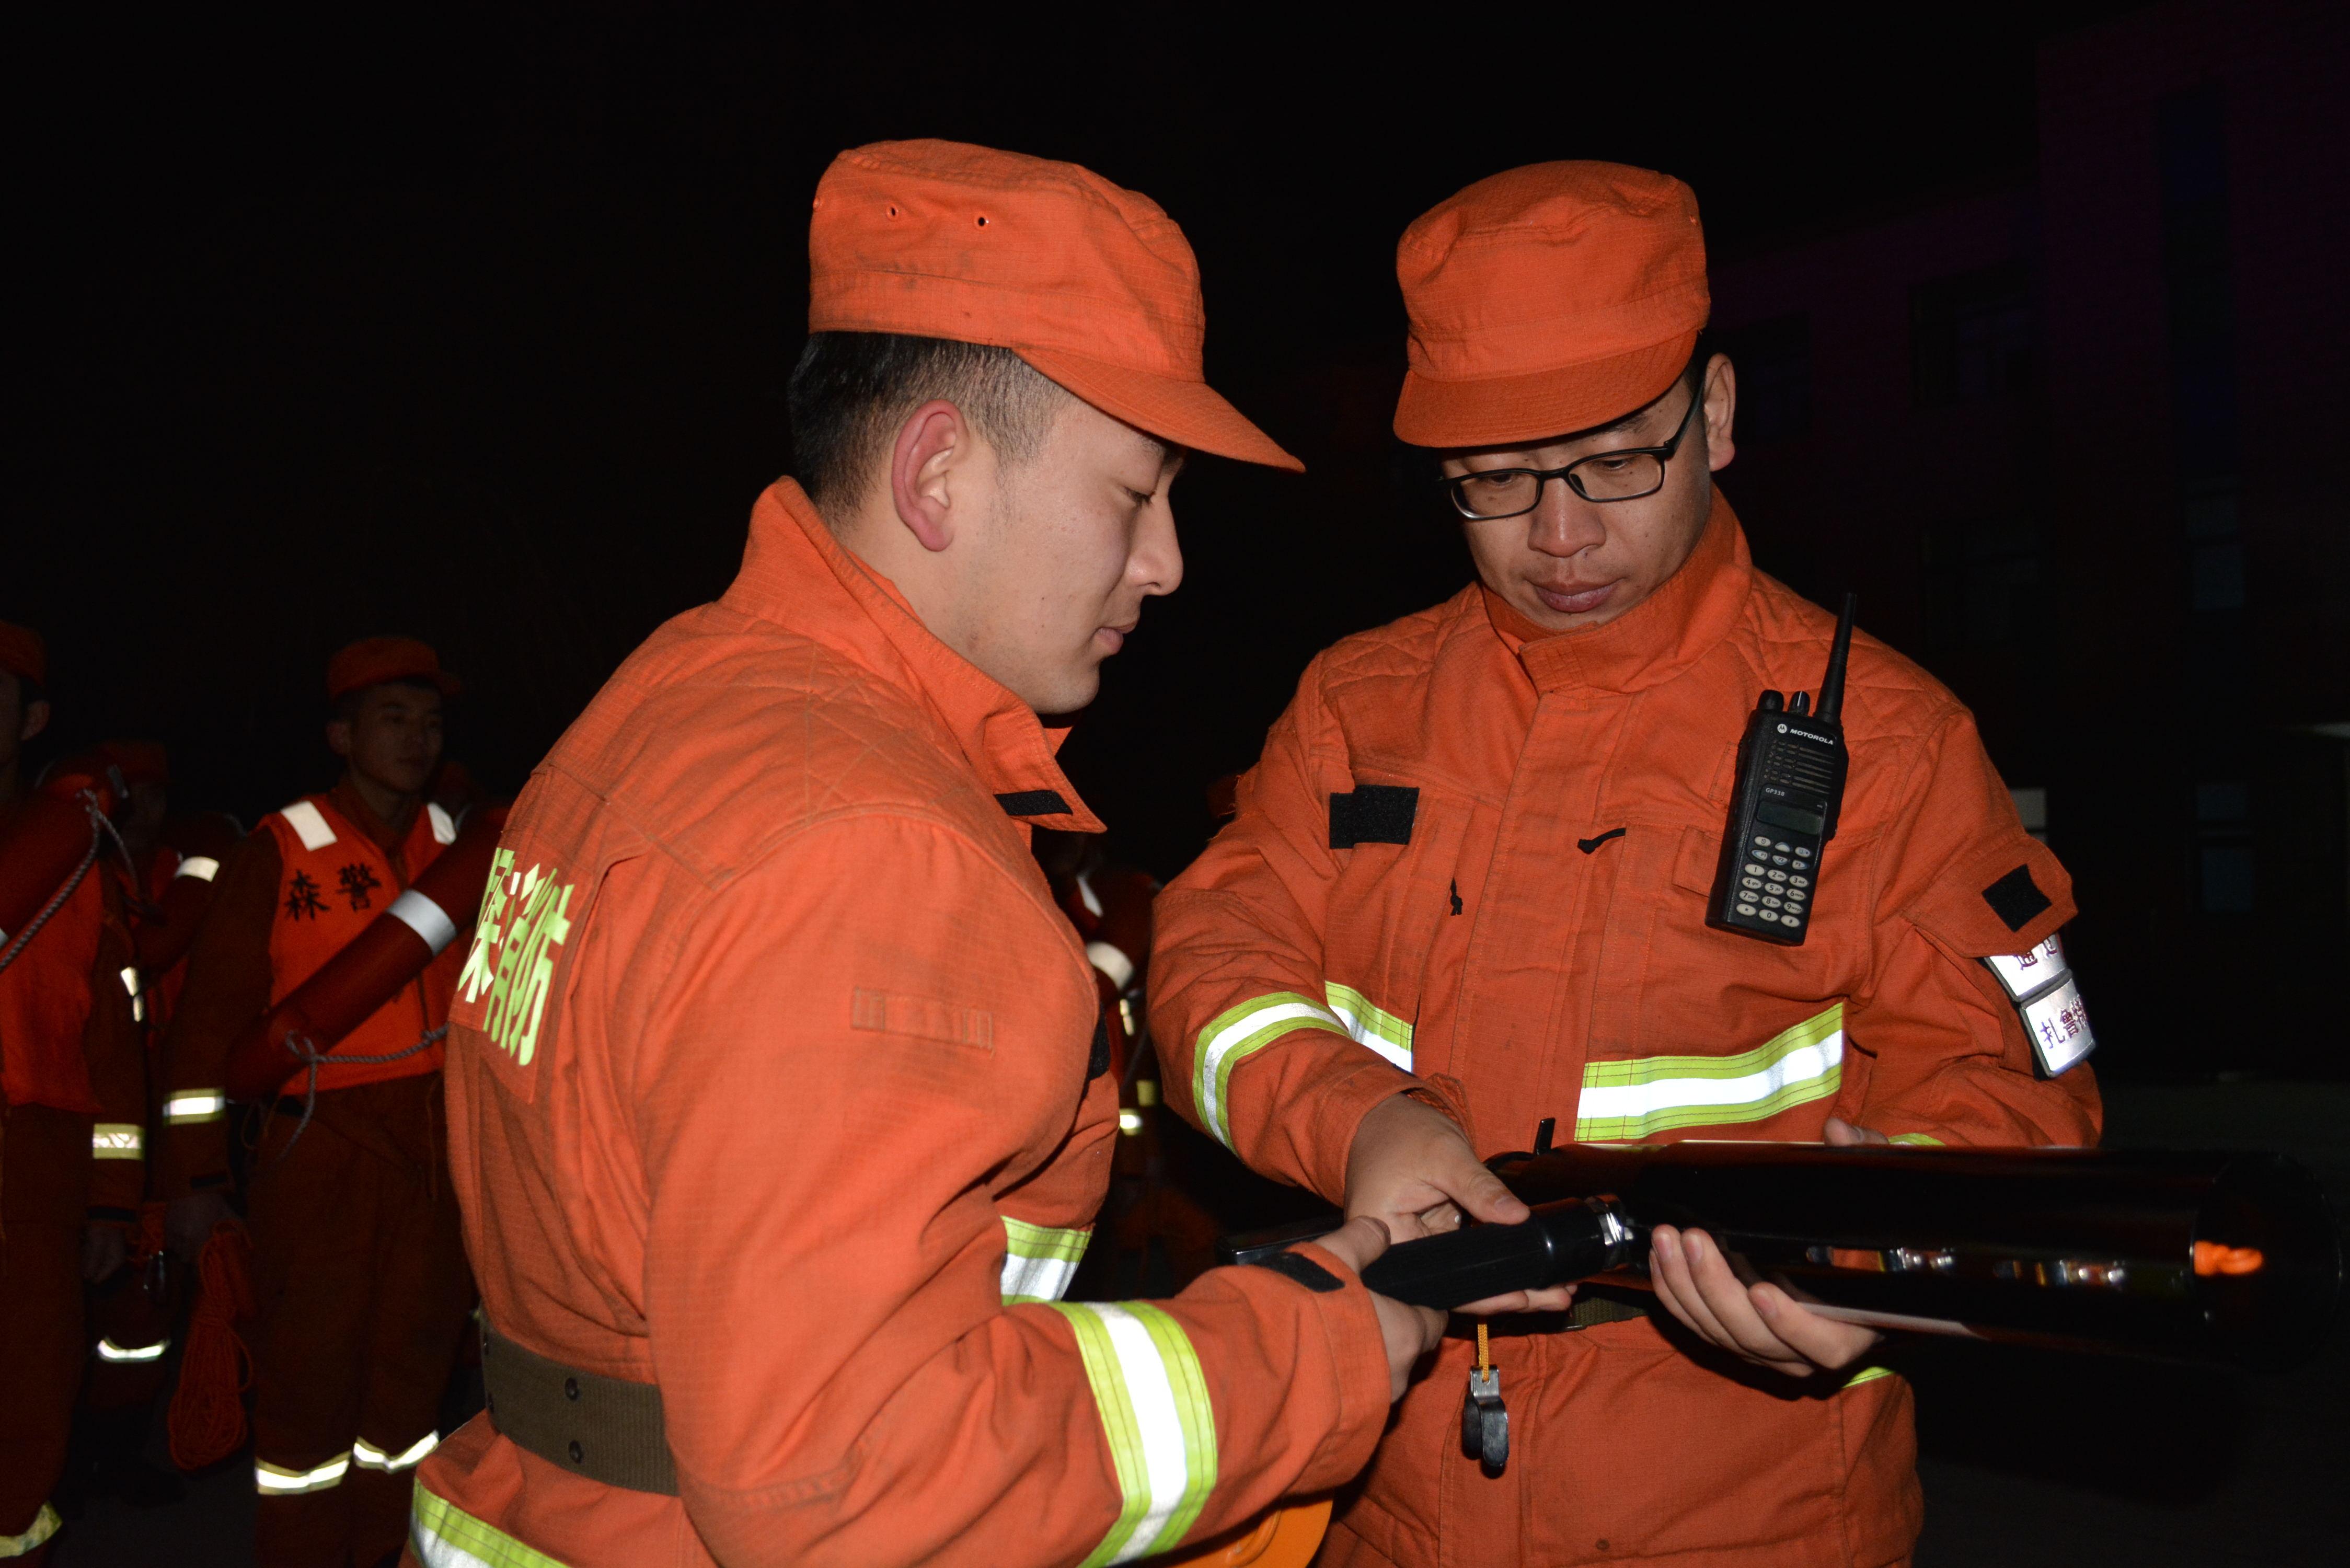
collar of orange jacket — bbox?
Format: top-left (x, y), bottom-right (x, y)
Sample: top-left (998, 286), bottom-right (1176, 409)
top-left (1478, 488), bottom-right (1751, 695)
top-left (723, 479), bottom-right (1106, 833)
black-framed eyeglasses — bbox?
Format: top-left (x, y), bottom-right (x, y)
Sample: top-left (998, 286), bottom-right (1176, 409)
top-left (1436, 373), bottom-right (1706, 521)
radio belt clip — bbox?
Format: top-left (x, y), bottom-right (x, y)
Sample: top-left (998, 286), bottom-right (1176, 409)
top-left (1461, 1322), bottom-right (1507, 1476)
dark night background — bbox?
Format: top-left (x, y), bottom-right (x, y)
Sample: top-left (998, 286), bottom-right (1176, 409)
top-left (13, 5), bottom-right (2350, 1564)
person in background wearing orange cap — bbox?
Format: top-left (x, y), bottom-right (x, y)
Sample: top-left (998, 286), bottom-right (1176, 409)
top-left (411, 139), bottom-right (1440, 1568)
top-left (1151, 163), bottom-right (2102, 1568)
top-left (0, 622), bottom-right (147, 1566)
top-left (160, 636), bottom-right (474, 1567)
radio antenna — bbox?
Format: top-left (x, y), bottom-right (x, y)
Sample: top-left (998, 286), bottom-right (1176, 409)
top-left (1816, 593), bottom-right (1858, 726)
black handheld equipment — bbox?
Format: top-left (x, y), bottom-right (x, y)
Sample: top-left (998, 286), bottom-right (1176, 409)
top-left (1706, 592), bottom-right (1858, 944)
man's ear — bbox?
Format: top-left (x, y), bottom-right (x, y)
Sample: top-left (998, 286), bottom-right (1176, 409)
top-left (325, 719), bottom-right (353, 759)
top-left (18, 699), bottom-right (50, 744)
top-left (890, 399), bottom-right (975, 554)
top-left (1702, 352), bottom-right (1737, 474)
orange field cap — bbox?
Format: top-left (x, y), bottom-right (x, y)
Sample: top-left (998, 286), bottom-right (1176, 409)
top-left (327, 636), bottom-right (461, 702)
top-left (0, 620), bottom-right (45, 686)
top-left (1394, 161), bottom-right (1710, 448)
top-left (809, 139), bottom-right (1301, 472)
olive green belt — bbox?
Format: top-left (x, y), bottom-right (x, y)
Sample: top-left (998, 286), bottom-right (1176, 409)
top-left (480, 1324), bottom-right (677, 1495)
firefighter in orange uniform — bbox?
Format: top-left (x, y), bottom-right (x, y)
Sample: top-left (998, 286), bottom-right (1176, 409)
top-left (160, 636), bottom-right (474, 1567)
top-left (1150, 163), bottom-right (2103, 1568)
top-left (410, 140), bottom-right (1444, 1568)
top-left (0, 624), bottom-right (146, 1566)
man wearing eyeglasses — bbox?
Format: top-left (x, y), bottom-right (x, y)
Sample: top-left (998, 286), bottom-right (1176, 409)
top-left (1149, 163), bottom-right (2102, 1567)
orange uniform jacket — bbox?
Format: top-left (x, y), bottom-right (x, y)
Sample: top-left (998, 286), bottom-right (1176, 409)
top-left (414, 480), bottom-right (1389, 1568)
top-left (158, 783), bottom-right (457, 1195)
top-left (1150, 495), bottom-right (2101, 1568)
top-left (0, 801), bottom-right (145, 1213)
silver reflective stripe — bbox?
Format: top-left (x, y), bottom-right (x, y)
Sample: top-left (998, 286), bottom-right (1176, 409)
top-left (165, 1089), bottom-right (228, 1125)
top-left (1047, 1302), bottom-right (1218, 1565)
top-left (97, 1337), bottom-right (169, 1363)
top-left (279, 800), bottom-right (337, 851)
top-left (428, 803), bottom-right (458, 845)
top-left (1575, 1004), bottom-right (1845, 1140)
top-left (2020, 976), bottom-right (2096, 1076)
top-left (1001, 1217), bottom-right (1091, 1303)
top-left (354, 1432), bottom-right (439, 1471)
top-left (1085, 940), bottom-right (1136, 993)
top-left (1, 1503), bottom-right (61, 1558)
top-left (1191, 993), bottom-right (1351, 1150)
top-left (1322, 982), bottom-right (1412, 1071)
top-left (173, 854), bottom-right (221, 883)
top-left (1985, 933), bottom-right (2068, 1000)
top-left (255, 1451), bottom-right (350, 1495)
top-left (410, 1479), bottom-right (569, 1568)
top-left (122, 964), bottom-right (145, 1023)
top-left (92, 1124), bottom-right (144, 1160)
top-left (388, 888), bottom-right (460, 955)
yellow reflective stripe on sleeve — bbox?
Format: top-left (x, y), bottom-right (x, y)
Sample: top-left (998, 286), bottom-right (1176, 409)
top-left (1842, 1365), bottom-right (1898, 1389)
top-left (96, 1336), bottom-right (169, 1363)
top-left (255, 1451), bottom-right (350, 1495)
top-left (91, 1123), bottom-right (144, 1159)
top-left (1888, 1132), bottom-right (1944, 1147)
top-left (1322, 982), bottom-right (1413, 1070)
top-left (165, 1089), bottom-right (228, 1124)
top-left (1575, 1004), bottom-right (1845, 1141)
top-left (1002, 1217), bottom-right (1092, 1304)
top-left (354, 1432), bottom-right (439, 1471)
top-left (1048, 1302), bottom-right (1218, 1565)
top-left (410, 1479), bottom-right (571, 1568)
top-left (1, 1503), bottom-right (61, 1558)
top-left (1192, 991), bottom-right (1351, 1150)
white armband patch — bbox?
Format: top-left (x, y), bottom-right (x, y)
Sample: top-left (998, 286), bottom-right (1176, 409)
top-left (1984, 933), bottom-right (2095, 1076)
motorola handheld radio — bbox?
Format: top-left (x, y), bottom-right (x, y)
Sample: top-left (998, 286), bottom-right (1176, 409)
top-left (1706, 593), bottom-right (1857, 945)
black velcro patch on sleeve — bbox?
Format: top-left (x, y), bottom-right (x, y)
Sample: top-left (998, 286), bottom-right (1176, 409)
top-left (1329, 785), bottom-right (1420, 849)
top-left (995, 790), bottom-right (1071, 818)
top-left (1249, 1251), bottom-right (1343, 1293)
top-left (1982, 865), bottom-right (2053, 932)
top-left (1087, 1017), bottom-right (1111, 1081)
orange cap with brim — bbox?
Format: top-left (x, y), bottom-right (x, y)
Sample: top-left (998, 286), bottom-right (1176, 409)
top-left (809, 139), bottom-right (1302, 472)
top-left (327, 636), bottom-right (462, 702)
top-left (1394, 162), bottom-right (1709, 449)
top-left (0, 620), bottom-right (45, 686)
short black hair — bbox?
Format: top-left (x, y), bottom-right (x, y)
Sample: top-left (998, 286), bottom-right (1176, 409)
top-left (786, 331), bottom-right (1069, 511)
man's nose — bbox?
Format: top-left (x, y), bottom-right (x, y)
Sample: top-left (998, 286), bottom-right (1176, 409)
top-left (1134, 502), bottom-right (1183, 598)
top-left (1527, 480), bottom-right (1608, 559)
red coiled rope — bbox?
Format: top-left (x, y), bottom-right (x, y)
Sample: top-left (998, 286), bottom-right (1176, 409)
top-left (168, 1219), bottom-right (255, 1471)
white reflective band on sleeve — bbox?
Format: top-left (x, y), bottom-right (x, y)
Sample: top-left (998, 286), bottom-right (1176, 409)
top-left (279, 800), bottom-right (338, 851)
top-left (255, 1451), bottom-right (351, 1495)
top-left (1575, 1004), bottom-right (1844, 1141)
top-left (1192, 993), bottom-right (1353, 1150)
top-left (1047, 1302), bottom-right (1218, 1565)
top-left (122, 964), bottom-right (146, 1023)
top-left (411, 1480), bottom-right (568, 1568)
top-left (91, 1124), bottom-right (144, 1159)
top-left (387, 888), bottom-right (460, 955)
top-left (1086, 940), bottom-right (1137, 993)
top-left (96, 1336), bottom-right (169, 1363)
top-left (1322, 982), bottom-right (1414, 1071)
top-left (353, 1432), bottom-right (439, 1472)
top-left (2021, 976), bottom-right (2096, 1076)
top-left (1076, 871), bottom-right (1105, 918)
top-left (121, 965), bottom-right (142, 997)
top-left (1985, 933), bottom-right (2069, 1001)
top-left (1001, 1216), bottom-right (1092, 1304)
top-left (2, 1503), bottom-right (62, 1558)
top-left (427, 802), bottom-right (458, 846)
top-left (165, 1089), bottom-right (228, 1125)
top-left (173, 855), bottom-right (221, 883)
